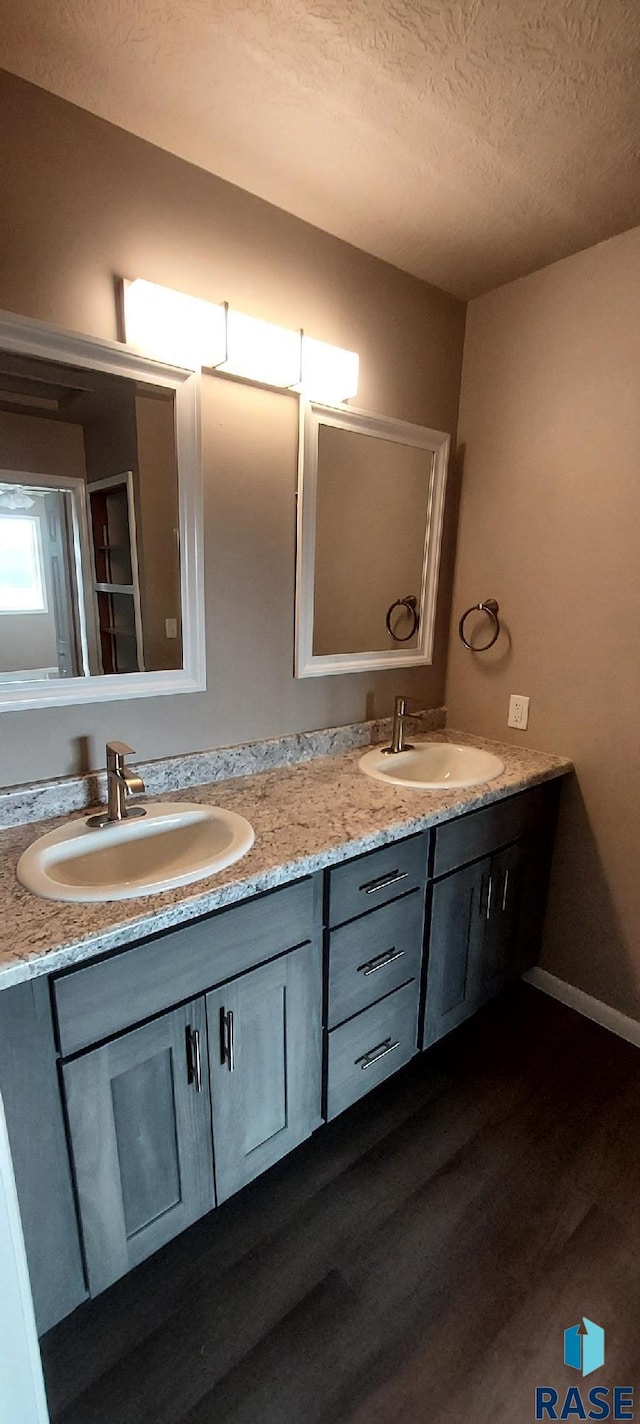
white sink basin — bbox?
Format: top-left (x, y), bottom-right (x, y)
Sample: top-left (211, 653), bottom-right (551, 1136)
top-left (17, 802), bottom-right (255, 902)
top-left (359, 740), bottom-right (505, 791)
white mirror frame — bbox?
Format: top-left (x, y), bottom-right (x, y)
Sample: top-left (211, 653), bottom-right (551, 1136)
top-left (295, 401), bottom-right (450, 678)
top-left (0, 309), bottom-right (204, 712)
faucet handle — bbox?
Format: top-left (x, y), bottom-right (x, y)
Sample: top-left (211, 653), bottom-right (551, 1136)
top-left (106, 741), bottom-right (135, 759)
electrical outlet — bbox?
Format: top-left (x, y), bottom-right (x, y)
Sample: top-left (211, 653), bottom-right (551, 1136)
top-left (508, 694), bottom-right (530, 730)
top-left (165, 618), bottom-right (178, 639)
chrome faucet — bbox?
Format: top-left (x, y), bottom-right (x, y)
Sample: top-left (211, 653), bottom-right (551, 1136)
top-left (381, 695), bottom-right (415, 756)
top-left (87, 742), bottom-right (147, 828)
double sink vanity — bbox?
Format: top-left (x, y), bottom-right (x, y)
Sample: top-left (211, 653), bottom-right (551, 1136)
top-left (0, 719), bottom-right (571, 1340)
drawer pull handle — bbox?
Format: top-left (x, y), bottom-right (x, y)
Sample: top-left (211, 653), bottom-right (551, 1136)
top-left (185, 1026), bottom-right (203, 1093)
top-left (486, 873), bottom-right (493, 921)
top-left (358, 947), bottom-right (406, 977)
top-left (355, 1037), bottom-right (401, 1070)
top-left (220, 1008), bottom-right (235, 1072)
top-left (502, 868), bottom-right (510, 912)
top-left (360, 869), bottom-right (408, 896)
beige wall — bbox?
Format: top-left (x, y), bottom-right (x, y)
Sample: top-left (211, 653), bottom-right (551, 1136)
top-left (0, 70), bottom-right (465, 785)
top-left (446, 224), bottom-right (640, 1019)
top-left (0, 411), bottom-right (86, 480)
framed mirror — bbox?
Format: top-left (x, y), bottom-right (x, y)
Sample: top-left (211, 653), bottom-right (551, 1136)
top-left (0, 309), bottom-right (203, 711)
top-left (295, 401), bottom-right (449, 677)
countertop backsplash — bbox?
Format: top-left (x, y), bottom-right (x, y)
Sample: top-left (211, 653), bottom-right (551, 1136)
top-left (0, 708), bottom-right (446, 830)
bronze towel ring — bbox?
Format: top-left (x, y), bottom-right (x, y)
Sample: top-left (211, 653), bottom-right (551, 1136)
top-left (458, 599), bottom-right (500, 651)
top-left (386, 595), bottom-right (420, 643)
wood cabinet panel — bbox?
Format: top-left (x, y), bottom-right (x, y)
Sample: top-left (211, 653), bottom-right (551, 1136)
top-left (422, 858), bottom-right (488, 1048)
top-left (433, 782), bottom-right (558, 878)
top-left (54, 877), bottom-right (317, 1055)
top-left (0, 979), bottom-right (86, 1333)
top-left (207, 941), bottom-right (322, 1203)
top-left (63, 999), bottom-right (215, 1296)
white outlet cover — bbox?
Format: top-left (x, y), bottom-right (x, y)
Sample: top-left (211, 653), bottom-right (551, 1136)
top-left (508, 694), bottom-right (530, 729)
top-left (508, 694), bottom-right (530, 730)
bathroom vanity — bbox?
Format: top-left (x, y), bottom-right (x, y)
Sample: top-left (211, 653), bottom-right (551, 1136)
top-left (0, 732), bottom-right (569, 1338)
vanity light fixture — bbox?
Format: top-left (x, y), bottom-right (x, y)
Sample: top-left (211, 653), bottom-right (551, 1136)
top-left (122, 279), bottom-right (227, 370)
top-left (214, 307), bottom-right (302, 388)
top-left (122, 279), bottom-right (359, 402)
top-left (298, 336), bottom-right (359, 404)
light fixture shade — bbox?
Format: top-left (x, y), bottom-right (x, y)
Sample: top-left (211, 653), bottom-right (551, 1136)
top-left (300, 336), bottom-right (359, 404)
top-left (0, 486), bottom-right (35, 510)
top-left (123, 279), bottom-right (226, 370)
top-left (216, 310), bottom-right (302, 388)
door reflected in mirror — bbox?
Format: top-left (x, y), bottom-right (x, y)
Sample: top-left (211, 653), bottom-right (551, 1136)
top-left (0, 348), bottom-right (182, 687)
top-left (295, 402), bottom-right (450, 677)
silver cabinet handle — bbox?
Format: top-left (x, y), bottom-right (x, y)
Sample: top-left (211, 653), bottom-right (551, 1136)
top-left (361, 869), bottom-right (409, 896)
top-left (220, 1008), bottom-right (235, 1072)
top-left (227, 1010), bottom-right (235, 1072)
top-left (486, 873), bottom-right (493, 920)
top-left (358, 947), bottom-right (406, 977)
top-left (185, 1026), bottom-right (202, 1092)
top-left (502, 868), bottom-right (510, 912)
top-left (355, 1037), bottom-right (400, 1070)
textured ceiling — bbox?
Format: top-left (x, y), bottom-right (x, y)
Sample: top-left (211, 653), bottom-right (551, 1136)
top-left (1, 0), bottom-right (640, 297)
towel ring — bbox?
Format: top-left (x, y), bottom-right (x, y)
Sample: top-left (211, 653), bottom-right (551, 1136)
top-left (386, 595), bottom-right (420, 643)
top-left (458, 599), bottom-right (500, 651)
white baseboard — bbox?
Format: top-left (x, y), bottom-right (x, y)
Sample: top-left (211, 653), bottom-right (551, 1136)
top-left (524, 967), bottom-right (640, 1049)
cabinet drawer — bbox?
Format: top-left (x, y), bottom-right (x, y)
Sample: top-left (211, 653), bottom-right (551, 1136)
top-left (328, 833), bottom-right (427, 928)
top-left (54, 877), bottom-right (317, 1057)
top-left (326, 980), bottom-right (419, 1120)
top-left (433, 782), bottom-right (559, 878)
top-left (328, 891), bottom-right (424, 1029)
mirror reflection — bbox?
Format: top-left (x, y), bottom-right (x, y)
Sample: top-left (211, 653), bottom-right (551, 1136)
top-left (313, 425), bottom-right (431, 656)
top-left (295, 402), bottom-right (449, 678)
top-left (0, 350), bottom-right (181, 685)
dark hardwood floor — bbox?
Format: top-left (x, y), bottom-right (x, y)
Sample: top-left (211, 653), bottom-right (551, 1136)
top-left (41, 984), bottom-right (640, 1423)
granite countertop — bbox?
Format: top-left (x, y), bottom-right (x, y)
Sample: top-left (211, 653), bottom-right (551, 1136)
top-left (0, 729), bottom-right (572, 991)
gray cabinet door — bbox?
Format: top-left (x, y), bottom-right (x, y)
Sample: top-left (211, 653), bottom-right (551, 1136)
top-left (422, 857), bottom-right (489, 1048)
top-left (63, 999), bottom-right (215, 1297)
top-left (424, 831), bottom-right (555, 1049)
top-left (481, 834), bottom-right (552, 997)
top-left (207, 941), bottom-right (322, 1203)
top-left (478, 843), bottom-right (519, 1003)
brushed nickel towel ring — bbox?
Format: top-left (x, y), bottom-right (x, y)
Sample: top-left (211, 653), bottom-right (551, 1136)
top-left (458, 599), bottom-right (500, 651)
top-left (385, 595), bottom-right (420, 643)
